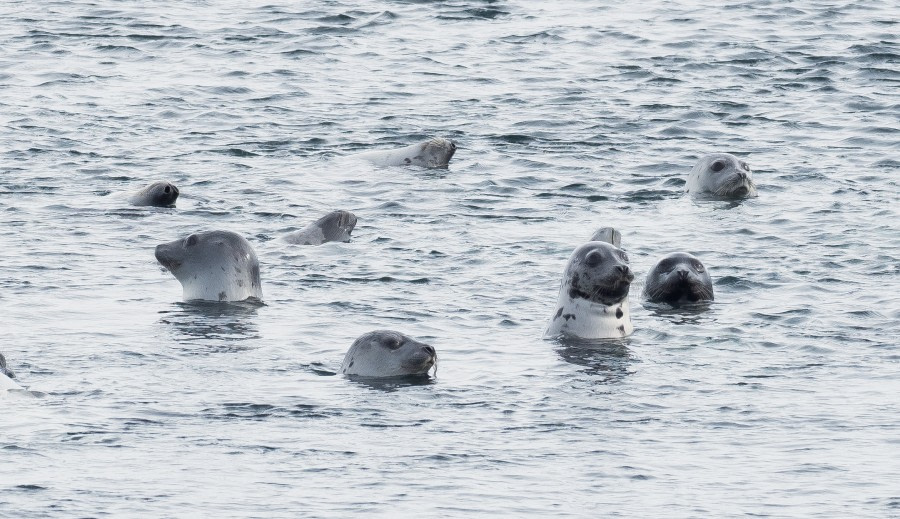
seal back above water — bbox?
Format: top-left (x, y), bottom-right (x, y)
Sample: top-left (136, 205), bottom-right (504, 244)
top-left (354, 137), bottom-right (457, 168)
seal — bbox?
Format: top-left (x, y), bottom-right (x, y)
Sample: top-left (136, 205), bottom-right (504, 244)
top-left (589, 227), bottom-right (622, 247)
top-left (283, 210), bottom-right (358, 245)
top-left (354, 137), bottom-right (457, 168)
top-left (643, 252), bottom-right (714, 305)
top-left (129, 181), bottom-right (180, 207)
top-left (685, 153), bottom-right (757, 198)
top-left (544, 241), bottom-right (635, 340)
top-left (1, 352), bottom-right (22, 391)
top-left (155, 230), bottom-right (263, 302)
top-left (340, 330), bottom-right (437, 377)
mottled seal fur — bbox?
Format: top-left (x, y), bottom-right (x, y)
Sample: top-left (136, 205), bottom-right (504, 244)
top-left (643, 252), bottom-right (714, 305)
top-left (354, 137), bottom-right (457, 168)
top-left (685, 153), bottom-right (757, 199)
top-left (129, 181), bottom-right (180, 207)
top-left (155, 230), bottom-right (263, 302)
top-left (545, 241), bottom-right (634, 339)
top-left (1, 353), bottom-right (21, 391)
top-left (283, 210), bottom-right (358, 245)
top-left (340, 330), bottom-right (437, 377)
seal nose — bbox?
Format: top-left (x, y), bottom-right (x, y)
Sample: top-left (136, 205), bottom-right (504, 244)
top-left (677, 268), bottom-right (689, 280)
top-left (421, 345), bottom-right (436, 358)
top-left (616, 265), bottom-right (633, 281)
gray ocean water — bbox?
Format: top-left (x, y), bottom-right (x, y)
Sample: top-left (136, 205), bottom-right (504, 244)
top-left (1, 0), bottom-right (899, 516)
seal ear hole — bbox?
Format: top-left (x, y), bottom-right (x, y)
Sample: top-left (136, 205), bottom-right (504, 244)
top-left (711, 160), bottom-right (726, 172)
top-left (185, 234), bottom-right (199, 247)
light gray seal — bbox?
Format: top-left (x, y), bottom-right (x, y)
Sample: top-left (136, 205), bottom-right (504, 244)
top-left (340, 330), bottom-right (437, 377)
top-left (544, 241), bottom-right (635, 339)
top-left (129, 181), bottom-right (180, 207)
top-left (155, 230), bottom-right (263, 302)
top-left (283, 210), bottom-right (358, 245)
top-left (685, 153), bottom-right (757, 199)
top-left (643, 252), bottom-right (714, 305)
top-left (1, 352), bottom-right (21, 391)
top-left (354, 137), bottom-right (457, 168)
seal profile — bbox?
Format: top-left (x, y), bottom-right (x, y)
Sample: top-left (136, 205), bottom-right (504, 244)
top-left (354, 137), bottom-right (457, 168)
top-left (340, 331), bottom-right (437, 377)
top-left (129, 181), bottom-right (180, 207)
top-left (544, 241), bottom-right (634, 340)
top-left (155, 230), bottom-right (263, 302)
top-left (643, 252), bottom-right (714, 305)
top-left (283, 210), bottom-right (358, 245)
top-left (685, 153), bottom-right (757, 199)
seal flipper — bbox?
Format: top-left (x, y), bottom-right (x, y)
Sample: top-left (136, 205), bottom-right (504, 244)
top-left (589, 227), bottom-right (622, 247)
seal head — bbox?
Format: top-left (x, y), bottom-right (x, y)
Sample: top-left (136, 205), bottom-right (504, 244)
top-left (155, 230), bottom-right (263, 302)
top-left (643, 252), bottom-right (714, 305)
top-left (340, 330), bottom-right (437, 377)
top-left (685, 153), bottom-right (757, 199)
top-left (355, 137), bottom-right (457, 168)
top-left (130, 181), bottom-right (180, 207)
top-left (283, 210), bottom-right (358, 245)
top-left (544, 241), bottom-right (635, 339)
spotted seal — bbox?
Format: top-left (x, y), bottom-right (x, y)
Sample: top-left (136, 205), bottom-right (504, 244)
top-left (283, 210), bottom-right (358, 245)
top-left (544, 241), bottom-right (634, 339)
top-left (685, 153), bottom-right (757, 199)
top-left (354, 137), bottom-right (457, 168)
top-left (340, 330), bottom-right (437, 377)
top-left (155, 230), bottom-right (263, 302)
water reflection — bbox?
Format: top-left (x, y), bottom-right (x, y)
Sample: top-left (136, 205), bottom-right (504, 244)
top-left (554, 337), bottom-right (634, 383)
top-left (158, 300), bottom-right (263, 352)
top-left (643, 301), bottom-right (713, 324)
top-left (344, 373), bottom-right (436, 392)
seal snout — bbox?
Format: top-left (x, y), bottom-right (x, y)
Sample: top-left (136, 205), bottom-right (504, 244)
top-left (154, 243), bottom-right (181, 271)
top-left (616, 264), bottom-right (634, 282)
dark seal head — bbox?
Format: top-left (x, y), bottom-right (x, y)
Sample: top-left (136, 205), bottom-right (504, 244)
top-left (643, 252), bottom-right (714, 305)
top-left (155, 230), bottom-right (263, 302)
top-left (0, 352), bottom-right (15, 380)
top-left (685, 153), bottom-right (757, 199)
top-left (283, 210), bottom-right (358, 245)
top-left (340, 330), bottom-right (437, 377)
top-left (129, 181), bottom-right (180, 207)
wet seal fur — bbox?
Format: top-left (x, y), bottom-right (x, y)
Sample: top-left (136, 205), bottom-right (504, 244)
top-left (129, 181), bottom-right (180, 207)
top-left (686, 153), bottom-right (757, 199)
top-left (589, 227), bottom-right (621, 247)
top-left (354, 137), bottom-right (457, 168)
top-left (643, 252), bottom-right (714, 305)
top-left (283, 210), bottom-right (358, 245)
top-left (340, 330), bottom-right (437, 377)
top-left (155, 230), bottom-right (263, 302)
top-left (545, 241), bottom-right (635, 339)
top-left (1, 352), bottom-right (22, 391)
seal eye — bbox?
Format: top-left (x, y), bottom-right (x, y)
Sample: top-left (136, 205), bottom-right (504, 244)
top-left (618, 251), bottom-right (629, 263)
top-left (584, 250), bottom-right (603, 267)
top-left (711, 160), bottom-right (726, 172)
top-left (164, 186), bottom-right (171, 193)
top-left (385, 337), bottom-right (403, 350)
top-left (694, 262), bottom-right (705, 273)
top-left (185, 234), bottom-right (199, 247)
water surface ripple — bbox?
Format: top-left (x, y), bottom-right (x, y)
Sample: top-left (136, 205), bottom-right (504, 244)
top-left (1, 1), bottom-right (898, 517)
